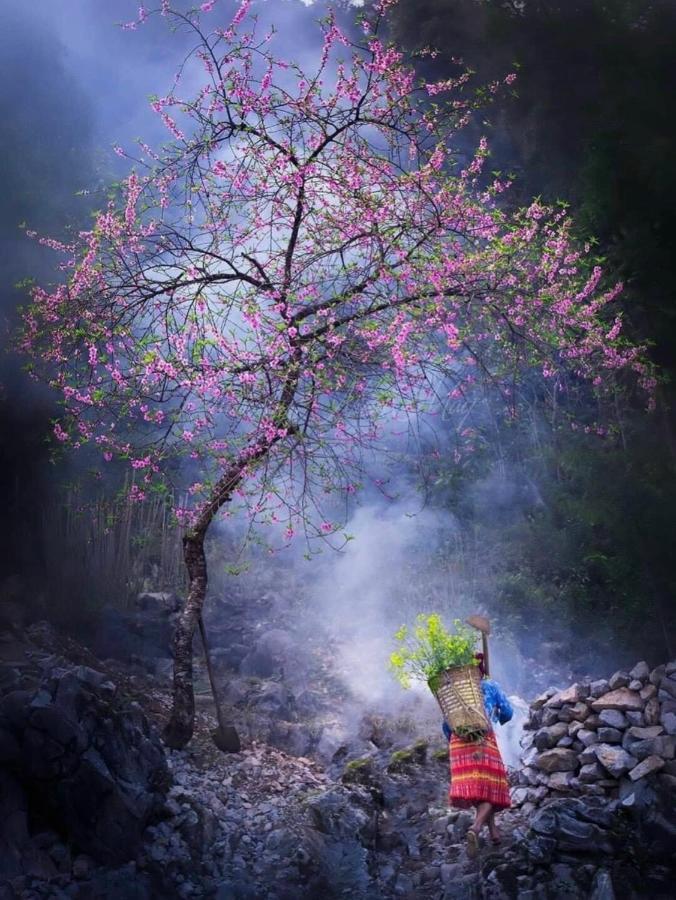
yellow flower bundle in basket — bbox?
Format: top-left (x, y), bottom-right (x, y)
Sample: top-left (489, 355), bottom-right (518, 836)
top-left (390, 614), bottom-right (489, 741)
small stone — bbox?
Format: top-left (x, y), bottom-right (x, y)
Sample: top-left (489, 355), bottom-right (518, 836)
top-left (535, 748), bottom-right (579, 773)
top-left (541, 707), bottom-right (561, 727)
top-left (528, 786), bottom-right (548, 802)
top-left (521, 766), bottom-right (541, 786)
top-left (589, 679), bottom-right (610, 699)
top-left (628, 680), bottom-right (643, 692)
top-left (544, 683), bottom-right (590, 708)
top-left (624, 725), bottom-right (664, 742)
top-left (658, 678), bottom-right (676, 700)
top-left (639, 684), bottom-right (657, 701)
top-left (568, 721), bottom-right (585, 738)
top-left (591, 689), bottom-right (643, 712)
top-left (579, 762), bottom-right (605, 783)
top-left (594, 744), bottom-right (638, 778)
top-left (531, 687), bottom-right (558, 710)
top-left (666, 661), bottom-right (676, 676)
top-left (598, 709), bottom-right (628, 729)
top-left (578, 729), bottom-right (598, 747)
top-left (628, 736), bottom-right (675, 761)
top-left (548, 771), bottom-right (574, 790)
top-left (629, 755), bottom-right (665, 781)
top-left (629, 661), bottom-right (650, 681)
top-left (558, 702), bottom-right (590, 723)
top-left (534, 722), bottom-right (569, 751)
top-left (557, 736), bottom-right (574, 748)
top-left (512, 787), bottom-right (530, 806)
top-left (608, 671), bottom-right (631, 690)
top-left (625, 711), bottom-right (645, 727)
top-left (597, 728), bottom-right (622, 744)
top-left (579, 746), bottom-right (598, 766)
top-left (661, 711), bottom-right (676, 735)
top-left (645, 698), bottom-right (661, 726)
top-left (649, 664), bottom-right (666, 686)
top-left (522, 746), bottom-right (539, 768)
top-left (520, 731), bottom-right (535, 750)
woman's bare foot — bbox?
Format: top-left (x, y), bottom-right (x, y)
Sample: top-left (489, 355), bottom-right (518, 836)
top-left (487, 810), bottom-right (501, 844)
top-left (466, 827), bottom-right (480, 859)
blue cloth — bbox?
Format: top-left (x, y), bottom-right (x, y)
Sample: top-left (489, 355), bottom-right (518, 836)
top-left (442, 678), bottom-right (513, 739)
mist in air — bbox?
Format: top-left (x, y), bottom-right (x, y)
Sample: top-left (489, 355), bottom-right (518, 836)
top-left (2, 0), bottom-right (674, 702)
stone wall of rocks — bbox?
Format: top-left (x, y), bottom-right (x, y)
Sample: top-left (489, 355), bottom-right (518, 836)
top-left (514, 659), bottom-right (676, 811)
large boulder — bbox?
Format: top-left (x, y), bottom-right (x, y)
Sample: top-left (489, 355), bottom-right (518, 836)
top-left (0, 665), bottom-right (169, 865)
top-left (526, 798), bottom-right (616, 859)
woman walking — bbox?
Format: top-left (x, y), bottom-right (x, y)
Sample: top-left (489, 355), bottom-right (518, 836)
top-left (443, 653), bottom-right (513, 857)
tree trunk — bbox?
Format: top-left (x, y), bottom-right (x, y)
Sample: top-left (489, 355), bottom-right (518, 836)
top-left (163, 530), bottom-right (213, 749)
top-left (161, 439), bottom-right (286, 748)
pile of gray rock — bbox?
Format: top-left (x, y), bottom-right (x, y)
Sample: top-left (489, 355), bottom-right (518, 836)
top-left (0, 661), bottom-right (170, 897)
top-left (515, 659), bottom-right (676, 810)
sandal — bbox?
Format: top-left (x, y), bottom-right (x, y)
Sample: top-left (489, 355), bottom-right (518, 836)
top-left (466, 828), bottom-right (479, 859)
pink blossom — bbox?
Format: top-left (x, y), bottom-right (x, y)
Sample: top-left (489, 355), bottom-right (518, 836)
top-left (19, 0), bottom-right (654, 580)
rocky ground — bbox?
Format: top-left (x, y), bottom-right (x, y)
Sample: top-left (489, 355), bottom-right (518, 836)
top-left (1, 596), bottom-right (675, 899)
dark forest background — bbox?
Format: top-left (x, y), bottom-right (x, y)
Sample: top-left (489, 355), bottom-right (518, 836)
top-left (390, 0), bottom-right (676, 662)
top-left (1, 0), bottom-right (675, 669)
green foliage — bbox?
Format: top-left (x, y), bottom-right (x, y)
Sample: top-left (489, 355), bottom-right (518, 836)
top-left (387, 740), bottom-right (428, 772)
top-left (389, 614), bottom-right (479, 688)
top-left (414, 391), bottom-right (676, 668)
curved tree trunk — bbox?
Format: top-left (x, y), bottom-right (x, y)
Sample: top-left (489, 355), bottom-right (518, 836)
top-left (162, 409), bottom-right (295, 748)
top-left (163, 529), bottom-right (215, 749)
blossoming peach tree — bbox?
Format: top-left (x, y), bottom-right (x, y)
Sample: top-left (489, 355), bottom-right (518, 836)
top-left (19, 0), bottom-right (654, 747)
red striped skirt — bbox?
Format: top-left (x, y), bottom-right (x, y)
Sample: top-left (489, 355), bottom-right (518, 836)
top-left (448, 731), bottom-right (511, 810)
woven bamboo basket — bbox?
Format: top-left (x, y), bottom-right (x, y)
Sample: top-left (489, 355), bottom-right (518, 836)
top-left (428, 663), bottom-right (489, 735)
